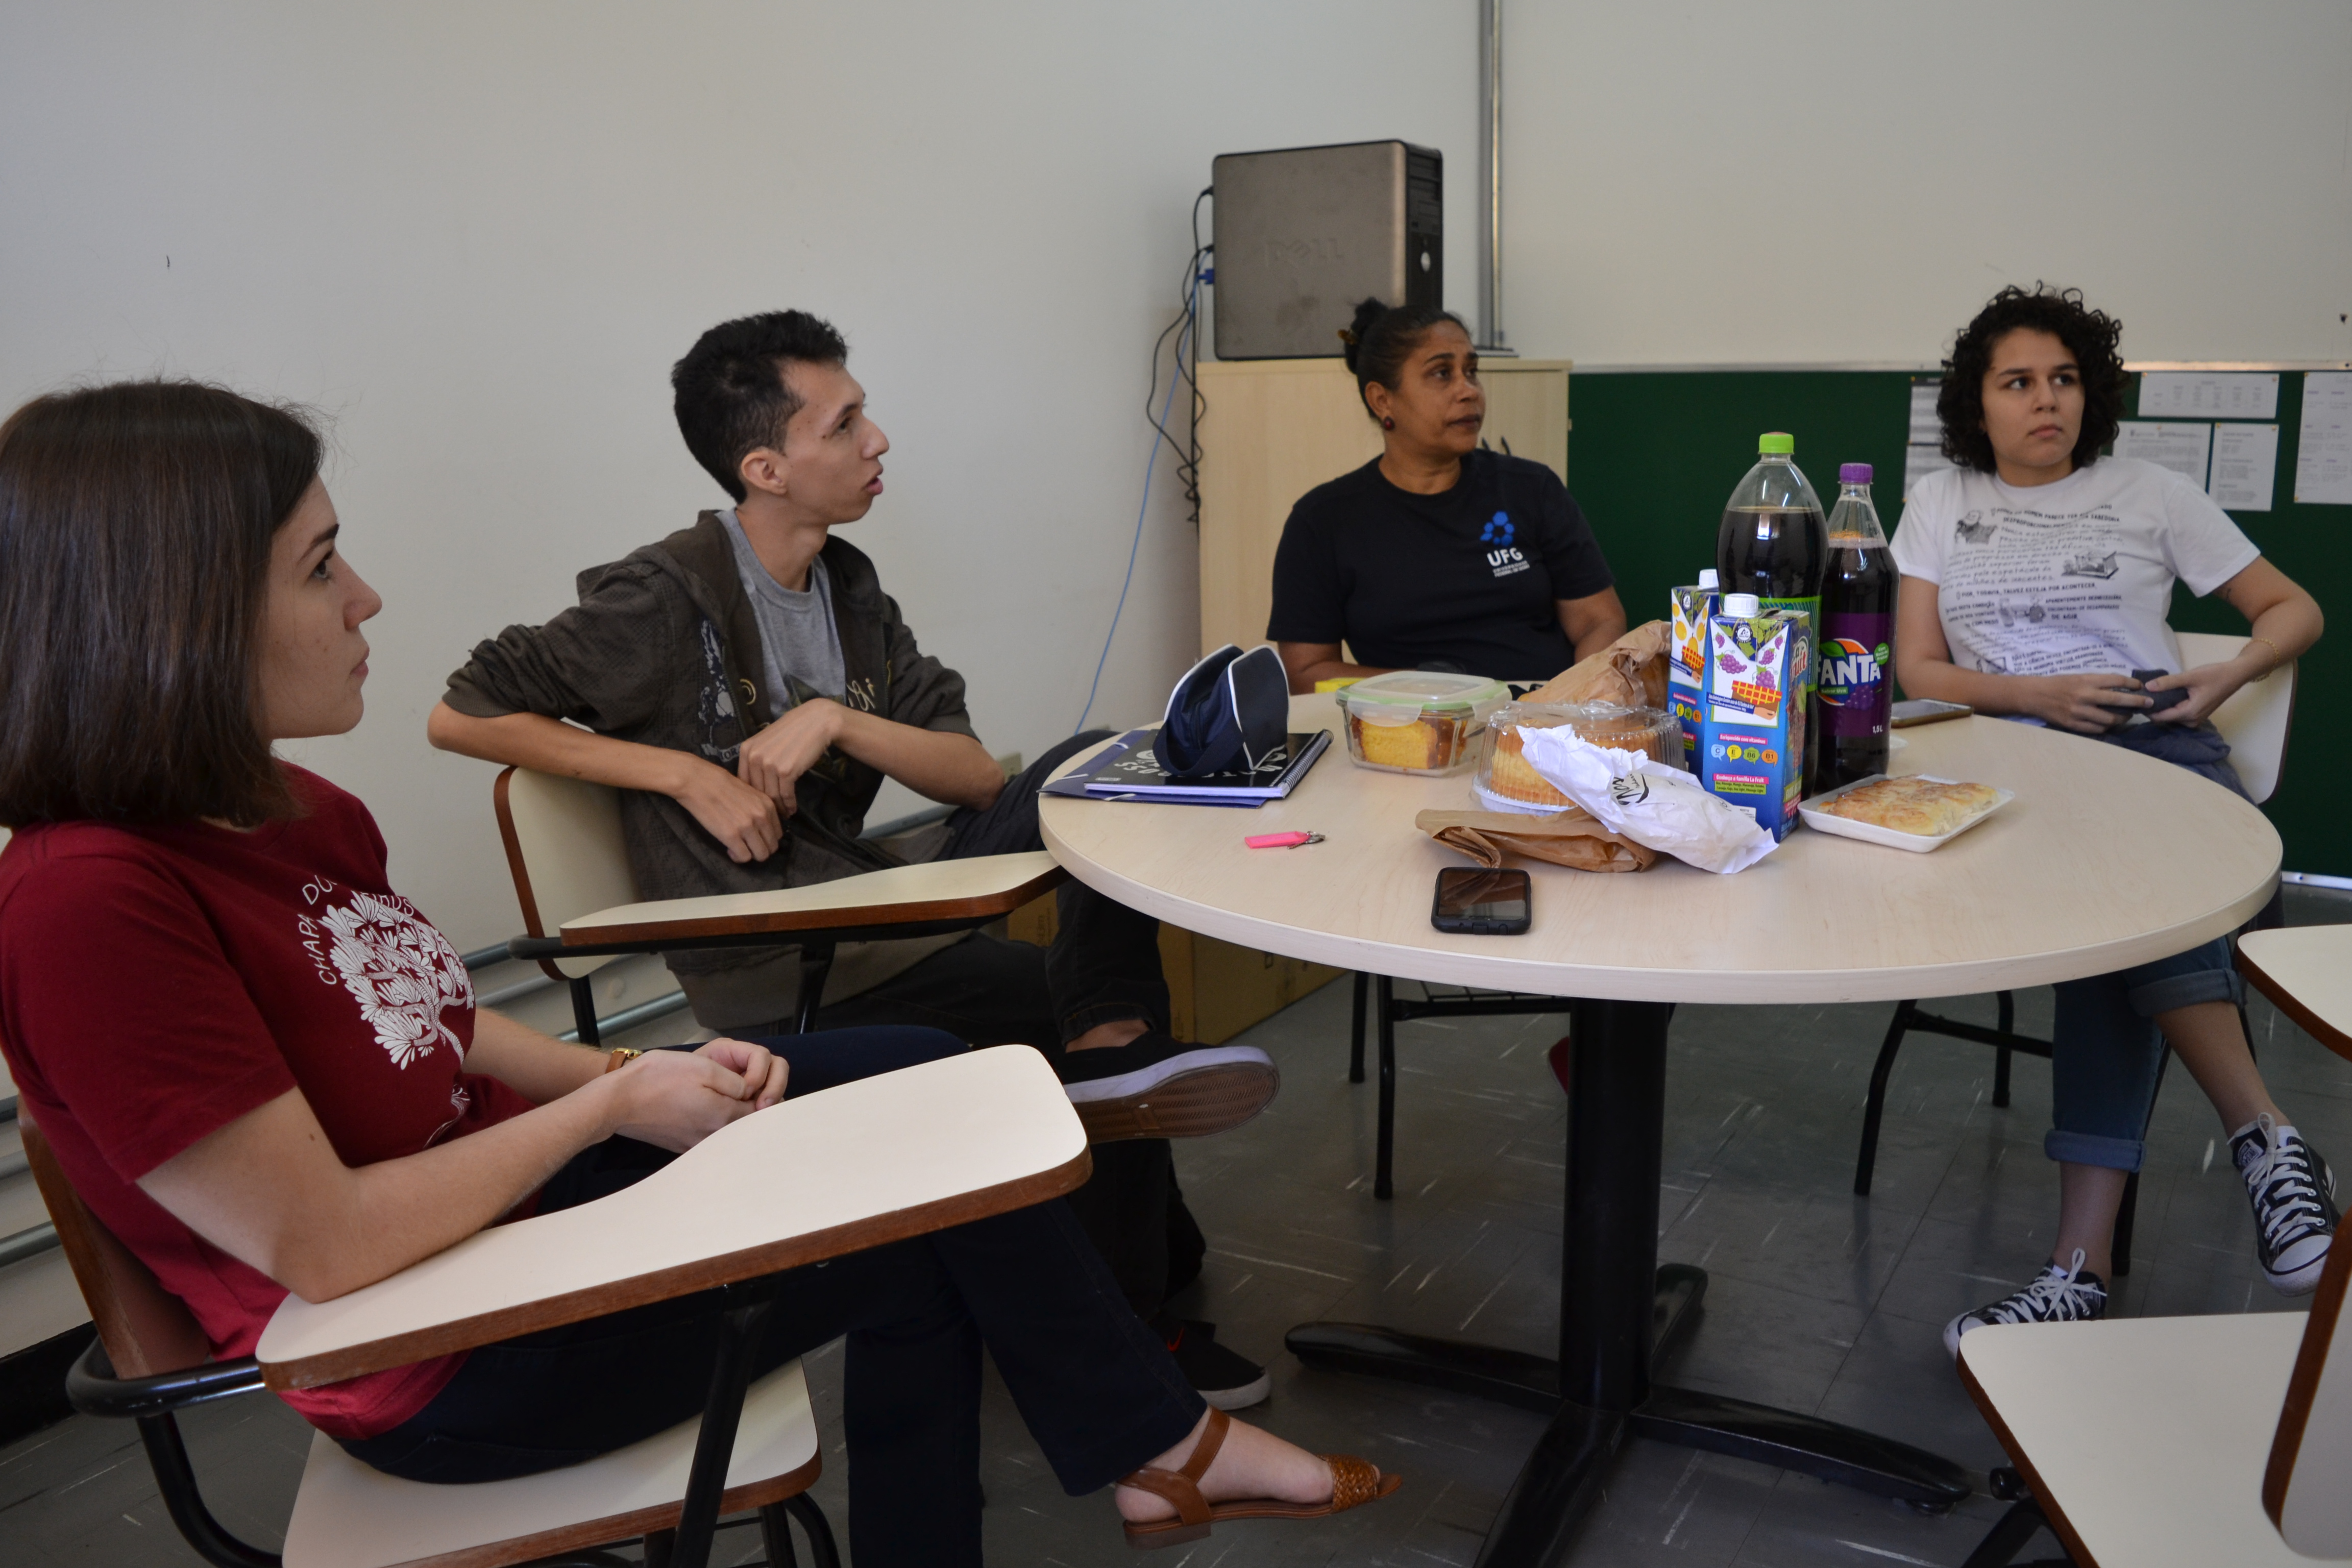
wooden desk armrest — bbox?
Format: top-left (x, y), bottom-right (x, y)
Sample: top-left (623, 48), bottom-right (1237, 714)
top-left (2237, 927), bottom-right (2352, 1063)
top-left (557, 851), bottom-right (1066, 947)
top-left (255, 1046), bottom-right (1088, 1390)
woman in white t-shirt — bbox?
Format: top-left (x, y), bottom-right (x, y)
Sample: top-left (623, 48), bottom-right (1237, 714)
top-left (1889, 284), bottom-right (2330, 1358)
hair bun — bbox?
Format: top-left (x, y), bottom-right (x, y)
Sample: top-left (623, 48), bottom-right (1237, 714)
top-left (1342, 298), bottom-right (1388, 372)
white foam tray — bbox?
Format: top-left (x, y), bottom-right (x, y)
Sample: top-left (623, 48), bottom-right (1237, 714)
top-left (1798, 773), bottom-right (2013, 853)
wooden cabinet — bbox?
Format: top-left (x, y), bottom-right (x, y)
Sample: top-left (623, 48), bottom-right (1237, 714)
top-left (1195, 357), bottom-right (1572, 656)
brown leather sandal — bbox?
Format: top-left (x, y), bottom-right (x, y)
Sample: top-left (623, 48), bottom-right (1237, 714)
top-left (1116, 1406), bottom-right (1403, 1549)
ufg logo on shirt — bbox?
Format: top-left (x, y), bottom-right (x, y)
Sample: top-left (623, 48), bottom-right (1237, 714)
top-left (1481, 511), bottom-right (1529, 578)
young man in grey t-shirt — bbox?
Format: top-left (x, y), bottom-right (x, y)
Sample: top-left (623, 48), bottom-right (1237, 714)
top-left (431, 311), bottom-right (1276, 1408)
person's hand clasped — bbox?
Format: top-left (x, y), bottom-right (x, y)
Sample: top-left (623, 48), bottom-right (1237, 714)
top-left (2142, 659), bottom-right (2250, 727)
top-left (2027, 671), bottom-right (2149, 734)
top-left (736, 699), bottom-right (845, 815)
top-left (599, 1047), bottom-right (767, 1152)
top-left (697, 1036), bottom-right (789, 1109)
top-left (672, 756), bottom-right (783, 864)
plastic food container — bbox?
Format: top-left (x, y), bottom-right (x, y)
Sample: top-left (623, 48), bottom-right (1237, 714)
top-left (1335, 671), bottom-right (1509, 775)
top-left (1477, 702), bottom-right (1685, 812)
top-left (1797, 773), bottom-right (2013, 852)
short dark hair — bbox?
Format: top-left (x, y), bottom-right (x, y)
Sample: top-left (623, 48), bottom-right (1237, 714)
top-left (671, 311), bottom-right (850, 501)
top-left (1341, 298), bottom-right (1473, 423)
top-left (1938, 284), bottom-right (2127, 473)
top-left (0, 381), bottom-right (323, 828)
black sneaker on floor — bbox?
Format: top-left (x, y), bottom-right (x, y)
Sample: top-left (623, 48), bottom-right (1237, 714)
top-left (1059, 1032), bottom-right (1279, 1142)
top-left (2233, 1114), bottom-right (2339, 1294)
top-left (1158, 1317), bottom-right (1270, 1410)
top-left (1943, 1250), bottom-right (2109, 1360)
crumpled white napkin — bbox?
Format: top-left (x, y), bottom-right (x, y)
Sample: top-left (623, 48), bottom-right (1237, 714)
top-left (1515, 725), bottom-right (1779, 875)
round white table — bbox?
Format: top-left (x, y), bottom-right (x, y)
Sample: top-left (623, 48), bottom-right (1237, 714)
top-left (1042, 697), bottom-right (2279, 1567)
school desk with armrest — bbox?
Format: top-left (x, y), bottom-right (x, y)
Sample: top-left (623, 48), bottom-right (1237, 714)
top-left (23, 1045), bottom-right (1089, 1568)
top-left (1952, 918), bottom-right (2352, 1568)
top-left (494, 767), bottom-right (1066, 1039)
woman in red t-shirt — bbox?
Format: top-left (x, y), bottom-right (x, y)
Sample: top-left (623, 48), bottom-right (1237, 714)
top-left (0, 381), bottom-right (1398, 1564)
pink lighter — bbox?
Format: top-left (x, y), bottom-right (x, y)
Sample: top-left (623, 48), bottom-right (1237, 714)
top-left (1245, 831), bottom-right (1324, 849)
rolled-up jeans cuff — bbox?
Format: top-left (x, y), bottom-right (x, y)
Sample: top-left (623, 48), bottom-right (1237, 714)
top-left (2045, 1129), bottom-right (2145, 1172)
top-left (2126, 966), bottom-right (2241, 1016)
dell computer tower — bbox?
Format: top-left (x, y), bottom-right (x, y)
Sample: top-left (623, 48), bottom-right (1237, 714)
top-left (1210, 139), bottom-right (1441, 361)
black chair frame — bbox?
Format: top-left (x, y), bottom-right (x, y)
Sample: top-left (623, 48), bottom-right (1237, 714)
top-left (61, 1336), bottom-right (840, 1568)
top-left (513, 909), bottom-right (1009, 1046)
top-left (1350, 971), bottom-right (1571, 1199)
top-left (1853, 988), bottom-right (2256, 1278)
top-left (1956, 1466), bottom-right (2076, 1567)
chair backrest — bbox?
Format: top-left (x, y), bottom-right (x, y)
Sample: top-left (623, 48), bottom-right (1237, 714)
top-left (2267, 1228), bottom-right (2352, 1554)
top-left (18, 1117), bottom-right (211, 1378)
top-left (492, 767), bottom-right (638, 982)
top-left (2176, 630), bottom-right (2297, 805)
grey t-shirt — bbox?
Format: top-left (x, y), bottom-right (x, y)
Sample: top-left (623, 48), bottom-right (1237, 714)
top-left (719, 508), bottom-right (847, 710)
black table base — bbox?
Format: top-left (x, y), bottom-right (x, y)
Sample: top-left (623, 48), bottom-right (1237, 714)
top-left (1286, 998), bottom-right (1971, 1566)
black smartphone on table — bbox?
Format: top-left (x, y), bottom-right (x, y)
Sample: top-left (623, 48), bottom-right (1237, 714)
top-left (1432, 867), bottom-right (1532, 936)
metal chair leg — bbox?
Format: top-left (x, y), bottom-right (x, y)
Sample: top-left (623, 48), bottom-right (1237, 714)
top-left (134, 1412), bottom-right (281, 1568)
top-left (784, 1494), bottom-right (840, 1568)
top-left (2110, 1046), bottom-right (2173, 1280)
top-left (791, 942), bottom-right (837, 1036)
top-left (1349, 971), bottom-right (1368, 1084)
top-left (1375, 976), bottom-right (1397, 1200)
top-left (570, 975), bottom-right (600, 1046)
top-left (1855, 1001), bottom-right (1915, 1196)
top-left (1959, 1496), bottom-right (2057, 1567)
top-left (757, 1503), bottom-right (798, 1567)
top-left (1993, 990), bottom-right (2016, 1108)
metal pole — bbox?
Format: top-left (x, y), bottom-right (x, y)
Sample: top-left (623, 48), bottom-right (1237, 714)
top-left (1478, 0), bottom-right (1505, 351)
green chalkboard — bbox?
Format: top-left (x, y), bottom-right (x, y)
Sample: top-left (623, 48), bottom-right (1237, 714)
top-left (1566, 369), bottom-right (2347, 877)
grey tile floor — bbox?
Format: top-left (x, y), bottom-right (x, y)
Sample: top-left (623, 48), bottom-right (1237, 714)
top-left (5, 892), bottom-right (2347, 1567)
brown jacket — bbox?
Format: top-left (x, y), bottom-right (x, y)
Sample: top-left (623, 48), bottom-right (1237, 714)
top-left (443, 513), bottom-right (976, 975)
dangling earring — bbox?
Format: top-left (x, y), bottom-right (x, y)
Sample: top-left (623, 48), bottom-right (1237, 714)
top-left (1381, 416), bottom-right (1396, 431)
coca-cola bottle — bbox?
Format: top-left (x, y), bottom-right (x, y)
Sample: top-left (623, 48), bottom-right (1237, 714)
top-left (1817, 462), bottom-right (1897, 790)
top-left (1716, 432), bottom-right (1827, 790)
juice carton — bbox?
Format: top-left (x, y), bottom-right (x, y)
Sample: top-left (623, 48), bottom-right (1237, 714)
top-left (1699, 597), bottom-right (1812, 839)
top-left (1668, 580), bottom-right (1717, 762)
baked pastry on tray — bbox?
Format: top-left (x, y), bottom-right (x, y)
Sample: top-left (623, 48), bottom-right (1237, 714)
top-left (1815, 776), bottom-right (2001, 838)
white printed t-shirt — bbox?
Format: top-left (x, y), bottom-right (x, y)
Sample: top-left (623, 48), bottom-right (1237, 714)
top-left (1889, 457), bottom-right (2258, 678)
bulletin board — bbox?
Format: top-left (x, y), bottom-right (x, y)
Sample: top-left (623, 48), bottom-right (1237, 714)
top-left (1566, 368), bottom-right (2349, 877)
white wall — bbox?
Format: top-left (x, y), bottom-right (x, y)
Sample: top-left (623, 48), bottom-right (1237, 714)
top-left (5, 3), bottom-right (2345, 948)
top-left (1505, 1), bottom-right (2352, 367)
top-left (0, 2), bottom-right (1477, 948)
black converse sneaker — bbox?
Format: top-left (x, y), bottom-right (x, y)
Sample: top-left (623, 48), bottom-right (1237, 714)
top-left (2232, 1114), bottom-right (2339, 1295)
top-left (1943, 1250), bottom-right (2109, 1360)
top-left (1154, 1316), bottom-right (1271, 1410)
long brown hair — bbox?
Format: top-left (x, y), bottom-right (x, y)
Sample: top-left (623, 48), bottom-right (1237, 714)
top-left (0, 380), bottom-right (323, 827)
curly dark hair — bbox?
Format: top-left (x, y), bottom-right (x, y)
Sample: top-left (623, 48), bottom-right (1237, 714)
top-left (1937, 284), bottom-right (2127, 473)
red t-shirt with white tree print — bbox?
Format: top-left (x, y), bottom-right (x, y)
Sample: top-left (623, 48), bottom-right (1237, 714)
top-left (0, 766), bottom-right (533, 1439)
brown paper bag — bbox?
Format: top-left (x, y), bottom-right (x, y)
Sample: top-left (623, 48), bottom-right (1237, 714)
top-left (1415, 808), bottom-right (1658, 873)
top-left (1522, 620), bottom-right (1673, 709)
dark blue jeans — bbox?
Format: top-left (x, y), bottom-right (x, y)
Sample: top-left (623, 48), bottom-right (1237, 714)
top-left (337, 1026), bottom-right (1203, 1567)
top-left (2047, 722), bottom-right (2251, 1171)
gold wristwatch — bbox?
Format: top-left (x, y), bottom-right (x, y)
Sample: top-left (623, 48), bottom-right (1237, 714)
top-left (602, 1047), bottom-right (644, 1074)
